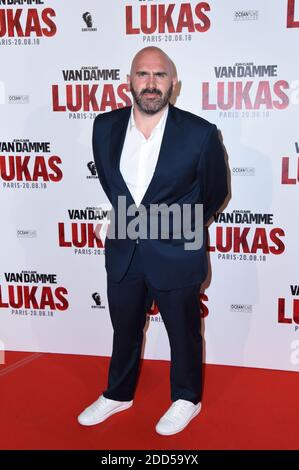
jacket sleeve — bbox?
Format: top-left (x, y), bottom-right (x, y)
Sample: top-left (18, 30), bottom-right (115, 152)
top-left (198, 124), bottom-right (228, 224)
top-left (92, 116), bottom-right (112, 204)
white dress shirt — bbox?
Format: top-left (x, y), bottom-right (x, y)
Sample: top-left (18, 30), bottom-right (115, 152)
top-left (120, 105), bottom-right (169, 207)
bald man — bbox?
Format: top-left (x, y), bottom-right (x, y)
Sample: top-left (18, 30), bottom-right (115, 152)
top-left (77, 47), bottom-right (228, 435)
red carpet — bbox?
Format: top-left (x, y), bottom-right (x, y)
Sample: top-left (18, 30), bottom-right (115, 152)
top-left (0, 351), bottom-right (298, 450)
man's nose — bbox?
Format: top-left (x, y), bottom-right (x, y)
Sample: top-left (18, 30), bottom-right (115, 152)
top-left (146, 73), bottom-right (157, 88)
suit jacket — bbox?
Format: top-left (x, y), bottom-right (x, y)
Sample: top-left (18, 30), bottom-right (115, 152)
top-left (92, 103), bottom-right (228, 290)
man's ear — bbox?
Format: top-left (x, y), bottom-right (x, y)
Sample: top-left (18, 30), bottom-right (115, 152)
top-left (126, 74), bottom-right (131, 88)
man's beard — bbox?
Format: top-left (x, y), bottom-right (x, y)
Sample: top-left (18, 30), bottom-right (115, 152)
top-left (130, 83), bottom-right (173, 115)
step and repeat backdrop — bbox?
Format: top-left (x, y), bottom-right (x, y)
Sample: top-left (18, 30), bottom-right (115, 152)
top-left (0, 0), bottom-right (298, 371)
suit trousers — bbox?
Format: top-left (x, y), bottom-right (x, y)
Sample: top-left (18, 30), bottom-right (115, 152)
top-left (103, 242), bottom-right (203, 405)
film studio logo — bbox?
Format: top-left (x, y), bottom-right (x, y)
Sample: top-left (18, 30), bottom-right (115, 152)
top-left (232, 167), bottom-right (255, 177)
top-left (0, 139), bottom-right (63, 190)
top-left (0, 0), bottom-right (57, 44)
top-left (82, 12), bottom-right (97, 32)
top-left (17, 229), bottom-right (37, 238)
top-left (278, 284), bottom-right (299, 329)
top-left (86, 161), bottom-right (98, 180)
top-left (281, 142), bottom-right (299, 185)
top-left (8, 95), bottom-right (30, 104)
top-left (91, 292), bottom-right (105, 309)
top-left (209, 210), bottom-right (285, 262)
top-left (0, 271), bottom-right (69, 317)
top-left (234, 10), bottom-right (258, 21)
top-left (230, 304), bottom-right (253, 313)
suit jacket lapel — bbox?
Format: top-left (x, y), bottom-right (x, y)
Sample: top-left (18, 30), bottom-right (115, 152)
top-left (140, 104), bottom-right (179, 207)
top-left (109, 103), bottom-right (180, 209)
top-left (109, 106), bottom-right (135, 206)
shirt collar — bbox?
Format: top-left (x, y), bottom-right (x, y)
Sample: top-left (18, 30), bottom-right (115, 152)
top-left (129, 104), bottom-right (169, 133)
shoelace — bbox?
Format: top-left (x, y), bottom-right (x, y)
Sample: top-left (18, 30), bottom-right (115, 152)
top-left (90, 395), bottom-right (108, 412)
top-left (163, 400), bottom-right (194, 421)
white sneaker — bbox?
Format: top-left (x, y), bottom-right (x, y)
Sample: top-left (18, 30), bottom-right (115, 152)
top-left (155, 399), bottom-right (201, 436)
top-left (77, 394), bottom-right (133, 426)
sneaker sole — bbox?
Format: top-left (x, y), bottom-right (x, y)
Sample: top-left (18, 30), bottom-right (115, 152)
top-left (78, 401), bottom-right (133, 426)
top-left (155, 405), bottom-right (201, 436)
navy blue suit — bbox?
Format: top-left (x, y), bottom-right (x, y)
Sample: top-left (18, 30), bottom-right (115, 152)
top-left (92, 104), bottom-right (228, 404)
